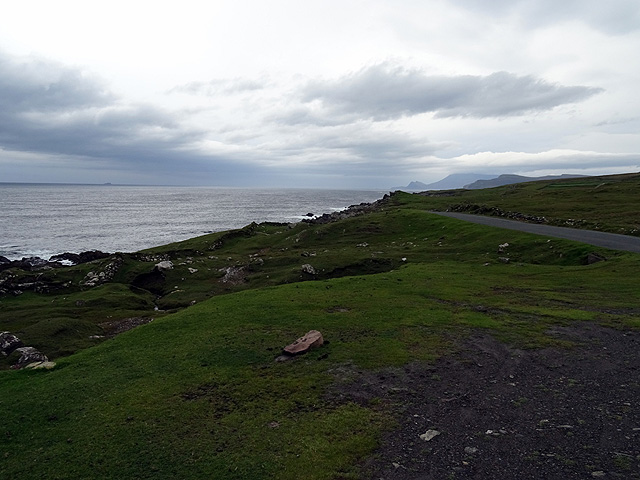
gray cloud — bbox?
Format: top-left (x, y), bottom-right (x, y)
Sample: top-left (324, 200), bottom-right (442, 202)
top-left (0, 52), bottom-right (279, 186)
top-left (0, 52), bottom-right (204, 165)
top-left (266, 122), bottom-right (442, 179)
top-left (0, 55), bottom-right (114, 113)
top-left (301, 64), bottom-right (603, 121)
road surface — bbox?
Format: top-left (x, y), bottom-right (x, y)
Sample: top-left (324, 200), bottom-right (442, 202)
top-left (432, 212), bottom-right (640, 253)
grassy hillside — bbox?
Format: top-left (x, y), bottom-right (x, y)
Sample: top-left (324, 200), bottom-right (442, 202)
top-left (412, 171), bottom-right (640, 235)
top-left (1, 173), bottom-right (639, 478)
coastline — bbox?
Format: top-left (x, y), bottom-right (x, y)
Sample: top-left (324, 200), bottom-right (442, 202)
top-left (0, 185), bottom-right (386, 261)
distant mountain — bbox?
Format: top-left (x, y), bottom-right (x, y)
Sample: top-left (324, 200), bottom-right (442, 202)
top-left (399, 181), bottom-right (430, 190)
top-left (396, 173), bottom-right (495, 191)
top-left (464, 174), bottom-right (587, 189)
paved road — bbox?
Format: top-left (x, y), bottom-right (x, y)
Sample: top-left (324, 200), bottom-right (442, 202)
top-left (432, 212), bottom-right (640, 254)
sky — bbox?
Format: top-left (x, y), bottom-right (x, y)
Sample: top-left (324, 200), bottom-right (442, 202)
top-left (0, 0), bottom-right (639, 188)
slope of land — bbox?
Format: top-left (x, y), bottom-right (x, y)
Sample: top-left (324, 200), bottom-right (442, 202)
top-left (1, 173), bottom-right (639, 479)
top-left (463, 173), bottom-right (586, 189)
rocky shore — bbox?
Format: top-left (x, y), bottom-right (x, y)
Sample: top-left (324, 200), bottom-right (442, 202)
top-left (303, 192), bottom-right (395, 224)
top-left (0, 250), bottom-right (111, 295)
top-left (0, 250), bottom-right (111, 272)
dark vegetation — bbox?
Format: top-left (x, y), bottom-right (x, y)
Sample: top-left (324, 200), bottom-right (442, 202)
top-left (1, 172), bottom-right (639, 479)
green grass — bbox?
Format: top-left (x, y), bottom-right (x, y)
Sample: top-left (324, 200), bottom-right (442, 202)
top-left (397, 171), bottom-right (640, 235)
top-left (1, 172), bottom-right (640, 478)
top-left (2, 253), bottom-right (639, 478)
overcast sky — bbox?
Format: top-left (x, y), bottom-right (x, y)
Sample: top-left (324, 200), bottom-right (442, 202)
top-left (1, 0), bottom-right (638, 188)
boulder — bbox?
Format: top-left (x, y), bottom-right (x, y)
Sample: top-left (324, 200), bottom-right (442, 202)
top-left (13, 346), bottom-right (48, 367)
top-left (283, 330), bottom-right (324, 355)
top-left (301, 264), bottom-right (317, 275)
top-left (155, 261), bottom-right (174, 271)
top-left (0, 331), bottom-right (23, 356)
top-left (587, 253), bottom-right (606, 265)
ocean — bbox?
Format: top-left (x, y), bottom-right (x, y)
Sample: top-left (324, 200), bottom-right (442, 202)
top-left (0, 184), bottom-right (387, 261)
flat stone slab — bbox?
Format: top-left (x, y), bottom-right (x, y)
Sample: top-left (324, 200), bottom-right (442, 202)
top-left (283, 330), bottom-right (324, 355)
top-left (25, 361), bottom-right (57, 370)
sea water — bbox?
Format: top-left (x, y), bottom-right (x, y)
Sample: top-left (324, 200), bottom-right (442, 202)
top-left (0, 184), bottom-right (386, 260)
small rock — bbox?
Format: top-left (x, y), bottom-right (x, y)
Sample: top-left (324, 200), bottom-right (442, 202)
top-left (498, 257), bottom-right (510, 264)
top-left (301, 264), bottom-right (317, 275)
top-left (274, 355), bottom-right (293, 362)
top-left (155, 261), bottom-right (174, 271)
top-left (188, 268), bottom-right (198, 274)
top-left (464, 447), bottom-right (478, 455)
top-left (587, 253), bottom-right (606, 264)
top-left (591, 472), bottom-right (606, 477)
top-left (420, 429), bottom-right (440, 441)
top-left (283, 330), bottom-right (324, 355)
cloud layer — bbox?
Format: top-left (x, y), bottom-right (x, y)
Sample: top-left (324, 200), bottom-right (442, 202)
top-left (0, 0), bottom-right (638, 187)
top-left (300, 65), bottom-right (603, 121)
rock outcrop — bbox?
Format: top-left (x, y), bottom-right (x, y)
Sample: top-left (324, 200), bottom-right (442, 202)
top-left (80, 255), bottom-right (123, 287)
top-left (0, 251), bottom-right (118, 296)
top-left (1, 332), bottom-right (54, 369)
top-left (219, 266), bottom-right (247, 285)
top-left (13, 346), bottom-right (49, 368)
top-left (0, 250), bottom-right (111, 274)
top-left (304, 194), bottom-right (396, 225)
top-left (49, 250), bottom-right (111, 265)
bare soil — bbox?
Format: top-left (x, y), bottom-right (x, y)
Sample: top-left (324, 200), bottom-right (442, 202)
top-left (331, 323), bottom-right (640, 479)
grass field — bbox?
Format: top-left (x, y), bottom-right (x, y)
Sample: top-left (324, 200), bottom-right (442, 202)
top-left (1, 173), bottom-right (639, 478)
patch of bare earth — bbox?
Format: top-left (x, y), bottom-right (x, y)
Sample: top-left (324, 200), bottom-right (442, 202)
top-left (331, 323), bottom-right (640, 479)
top-left (98, 317), bottom-right (154, 336)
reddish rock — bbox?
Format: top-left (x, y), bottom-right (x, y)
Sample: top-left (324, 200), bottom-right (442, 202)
top-left (283, 330), bottom-right (324, 355)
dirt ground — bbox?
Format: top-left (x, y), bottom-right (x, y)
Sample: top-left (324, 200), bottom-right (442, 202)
top-left (331, 323), bottom-right (640, 479)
